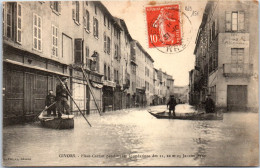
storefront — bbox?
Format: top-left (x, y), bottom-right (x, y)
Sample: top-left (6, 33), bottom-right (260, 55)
top-left (3, 45), bottom-right (69, 125)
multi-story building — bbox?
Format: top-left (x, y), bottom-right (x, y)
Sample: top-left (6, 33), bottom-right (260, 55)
top-left (131, 40), bottom-right (146, 107)
top-left (153, 68), bottom-right (160, 105)
top-left (116, 18), bottom-right (132, 109)
top-left (144, 49), bottom-right (154, 106)
top-left (80, 1), bottom-right (122, 113)
top-left (2, 1), bottom-right (125, 124)
top-left (193, 1), bottom-right (258, 111)
top-left (130, 40), bottom-right (155, 107)
top-left (2, 1), bottom-right (178, 124)
top-left (152, 68), bottom-right (174, 105)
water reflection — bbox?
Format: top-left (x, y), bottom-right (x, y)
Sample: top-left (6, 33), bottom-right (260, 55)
top-left (3, 105), bottom-right (258, 166)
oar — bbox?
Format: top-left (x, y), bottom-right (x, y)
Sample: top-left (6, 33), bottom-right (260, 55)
top-left (80, 66), bottom-right (102, 116)
top-left (34, 101), bottom-right (57, 121)
top-left (57, 76), bottom-right (92, 127)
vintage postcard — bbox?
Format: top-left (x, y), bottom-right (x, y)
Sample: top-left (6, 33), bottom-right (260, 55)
top-left (2, 0), bottom-right (259, 166)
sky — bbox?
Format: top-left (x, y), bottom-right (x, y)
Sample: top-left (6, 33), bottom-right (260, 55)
top-left (103, 0), bottom-right (207, 86)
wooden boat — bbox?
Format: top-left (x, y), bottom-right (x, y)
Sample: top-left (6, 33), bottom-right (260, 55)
top-left (148, 110), bottom-right (223, 120)
top-left (38, 111), bottom-right (74, 129)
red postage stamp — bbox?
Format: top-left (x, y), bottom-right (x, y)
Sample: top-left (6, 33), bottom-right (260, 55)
top-left (146, 4), bottom-right (182, 48)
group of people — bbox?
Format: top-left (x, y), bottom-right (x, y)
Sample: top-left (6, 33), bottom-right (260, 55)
top-left (45, 77), bottom-right (71, 118)
top-left (167, 94), bottom-right (215, 115)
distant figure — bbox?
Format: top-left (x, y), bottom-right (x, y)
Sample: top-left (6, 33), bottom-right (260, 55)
top-left (167, 95), bottom-right (177, 116)
top-left (203, 94), bottom-right (215, 113)
top-left (45, 90), bottom-right (56, 116)
top-left (56, 77), bottom-right (70, 118)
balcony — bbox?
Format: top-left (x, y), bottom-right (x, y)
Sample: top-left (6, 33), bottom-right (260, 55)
top-left (84, 58), bottom-right (97, 71)
top-left (223, 63), bottom-right (253, 77)
top-left (103, 80), bottom-right (116, 88)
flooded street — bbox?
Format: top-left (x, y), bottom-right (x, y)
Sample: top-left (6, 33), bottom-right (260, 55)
top-left (3, 104), bottom-right (259, 166)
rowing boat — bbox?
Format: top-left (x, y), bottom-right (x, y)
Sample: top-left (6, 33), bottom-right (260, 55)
top-left (38, 111), bottom-right (74, 129)
top-left (148, 110), bottom-right (223, 120)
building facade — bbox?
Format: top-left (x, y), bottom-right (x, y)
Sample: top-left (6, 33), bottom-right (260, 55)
top-left (192, 1), bottom-right (258, 111)
top-left (2, 1), bottom-right (176, 124)
top-left (152, 68), bottom-right (174, 105)
top-left (131, 40), bottom-right (146, 107)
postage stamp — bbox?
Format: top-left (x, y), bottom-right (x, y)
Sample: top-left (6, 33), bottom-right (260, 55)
top-left (146, 4), bottom-right (182, 48)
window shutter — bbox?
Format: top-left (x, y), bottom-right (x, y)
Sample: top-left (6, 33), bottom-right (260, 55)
top-left (104, 34), bottom-right (106, 53)
top-left (114, 44), bottom-right (117, 58)
top-left (83, 16), bottom-right (86, 28)
top-left (33, 14), bottom-right (37, 49)
top-left (96, 19), bottom-right (99, 37)
top-left (38, 16), bottom-right (42, 50)
top-left (238, 11), bottom-right (245, 31)
top-left (93, 16), bottom-right (95, 36)
top-left (50, 1), bottom-right (53, 9)
top-left (107, 37), bottom-right (110, 54)
top-left (225, 11), bottom-right (231, 31)
top-left (72, 9), bottom-right (75, 20)
top-left (74, 38), bottom-right (83, 64)
top-left (214, 19), bottom-right (217, 37)
top-left (16, 3), bottom-right (22, 43)
top-left (77, 2), bottom-right (80, 23)
top-left (58, 2), bottom-right (61, 13)
top-left (3, 3), bottom-right (5, 36)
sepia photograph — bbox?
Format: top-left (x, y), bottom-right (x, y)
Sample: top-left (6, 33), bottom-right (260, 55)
top-left (2, 0), bottom-right (259, 166)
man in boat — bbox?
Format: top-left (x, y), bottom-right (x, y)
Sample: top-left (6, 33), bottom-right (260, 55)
top-left (203, 94), bottom-right (215, 113)
top-left (56, 77), bottom-right (70, 118)
top-left (167, 95), bottom-right (177, 116)
top-left (45, 90), bottom-right (56, 116)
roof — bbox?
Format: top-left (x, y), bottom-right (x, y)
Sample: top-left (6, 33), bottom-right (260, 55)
top-left (114, 17), bottom-right (133, 42)
top-left (94, 2), bottom-right (122, 31)
top-left (132, 40), bottom-right (154, 63)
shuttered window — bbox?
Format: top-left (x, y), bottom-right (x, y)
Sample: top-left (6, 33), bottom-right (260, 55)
top-left (231, 48), bottom-right (244, 64)
top-left (225, 11), bottom-right (231, 31)
top-left (72, 1), bottom-right (80, 24)
top-left (226, 11), bottom-right (245, 32)
top-left (3, 3), bottom-right (5, 37)
top-left (16, 3), bottom-right (22, 43)
top-left (108, 19), bottom-right (110, 29)
top-left (104, 14), bottom-right (106, 26)
top-left (84, 10), bottom-right (90, 32)
top-left (86, 46), bottom-right (89, 57)
top-left (232, 12), bottom-right (238, 31)
top-left (107, 37), bottom-right (111, 54)
top-left (104, 64), bottom-right (107, 80)
top-left (108, 66), bottom-right (110, 80)
top-left (104, 33), bottom-right (106, 53)
top-left (93, 17), bottom-right (99, 38)
top-left (238, 11), bottom-right (245, 31)
top-left (52, 25), bottom-right (58, 57)
top-left (6, 3), bottom-right (12, 38)
top-left (50, 1), bottom-right (61, 14)
top-left (114, 44), bottom-right (118, 58)
top-left (3, 2), bottom-right (23, 43)
top-left (33, 13), bottom-right (42, 51)
top-left (74, 39), bottom-right (83, 64)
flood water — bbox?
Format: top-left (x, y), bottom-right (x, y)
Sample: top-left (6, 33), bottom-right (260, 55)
top-left (3, 104), bottom-right (259, 166)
